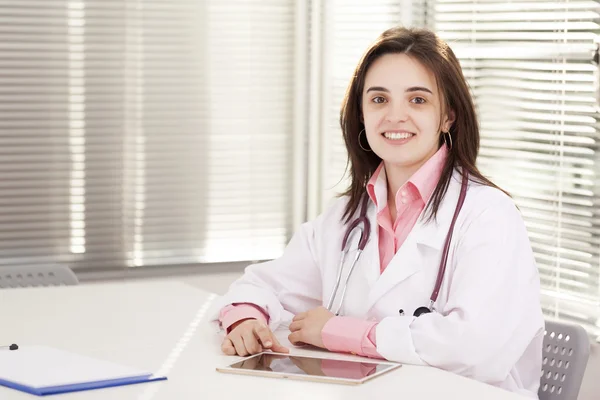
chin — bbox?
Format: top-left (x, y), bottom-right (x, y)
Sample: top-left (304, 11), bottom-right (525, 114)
top-left (382, 158), bottom-right (418, 168)
top-left (377, 146), bottom-right (437, 168)
top-left (372, 149), bottom-right (409, 163)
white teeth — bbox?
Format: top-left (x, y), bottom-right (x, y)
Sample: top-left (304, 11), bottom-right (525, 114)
top-left (383, 132), bottom-right (414, 140)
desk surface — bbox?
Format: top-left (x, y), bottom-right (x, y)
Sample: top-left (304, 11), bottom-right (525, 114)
top-left (0, 280), bottom-right (527, 399)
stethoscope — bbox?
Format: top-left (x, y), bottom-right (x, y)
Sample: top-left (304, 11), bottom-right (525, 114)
top-left (326, 172), bottom-right (469, 317)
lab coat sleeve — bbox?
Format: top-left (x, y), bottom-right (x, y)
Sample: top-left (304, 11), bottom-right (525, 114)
top-left (374, 194), bottom-right (544, 386)
top-left (208, 219), bottom-right (323, 331)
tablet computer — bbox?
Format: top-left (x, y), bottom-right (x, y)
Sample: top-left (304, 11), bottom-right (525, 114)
top-left (216, 352), bottom-right (401, 385)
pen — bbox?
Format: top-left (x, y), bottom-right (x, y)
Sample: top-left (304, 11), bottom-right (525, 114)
top-left (0, 344), bottom-right (18, 350)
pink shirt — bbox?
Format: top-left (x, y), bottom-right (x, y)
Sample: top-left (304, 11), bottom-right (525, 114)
top-left (219, 146), bottom-right (448, 359)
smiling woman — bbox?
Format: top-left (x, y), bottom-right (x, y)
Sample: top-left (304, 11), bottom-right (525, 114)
top-left (339, 27), bottom-right (506, 227)
top-left (210, 26), bottom-right (544, 399)
top-left (361, 54), bottom-right (451, 216)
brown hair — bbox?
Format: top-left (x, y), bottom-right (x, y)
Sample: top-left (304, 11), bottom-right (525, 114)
top-left (340, 26), bottom-right (506, 223)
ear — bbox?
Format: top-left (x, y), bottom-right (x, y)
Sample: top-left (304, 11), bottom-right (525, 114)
top-left (443, 109), bottom-right (456, 132)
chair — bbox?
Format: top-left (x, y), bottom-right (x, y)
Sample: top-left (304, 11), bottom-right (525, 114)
top-left (539, 320), bottom-right (590, 400)
top-left (0, 265), bottom-right (78, 288)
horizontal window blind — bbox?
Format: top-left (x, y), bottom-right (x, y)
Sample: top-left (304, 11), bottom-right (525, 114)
top-left (433, 0), bottom-right (600, 335)
top-left (312, 0), bottom-right (427, 216)
top-left (0, 0), bottom-right (295, 270)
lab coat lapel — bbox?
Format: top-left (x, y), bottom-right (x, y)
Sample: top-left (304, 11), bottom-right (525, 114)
top-left (366, 172), bottom-right (463, 309)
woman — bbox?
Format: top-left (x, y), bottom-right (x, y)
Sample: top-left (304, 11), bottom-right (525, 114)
top-left (209, 26), bottom-right (544, 398)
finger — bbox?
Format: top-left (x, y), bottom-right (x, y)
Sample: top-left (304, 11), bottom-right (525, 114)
top-left (230, 334), bottom-right (249, 357)
top-left (288, 331), bottom-right (304, 346)
top-left (270, 334), bottom-right (289, 353)
top-left (292, 312), bottom-right (307, 322)
top-left (221, 338), bottom-right (237, 355)
top-left (253, 324), bottom-right (274, 349)
top-left (288, 320), bottom-right (302, 332)
top-left (242, 330), bottom-right (263, 355)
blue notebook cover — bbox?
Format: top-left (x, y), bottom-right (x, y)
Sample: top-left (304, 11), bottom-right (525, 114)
top-left (0, 345), bottom-right (167, 396)
top-left (0, 374), bottom-right (167, 396)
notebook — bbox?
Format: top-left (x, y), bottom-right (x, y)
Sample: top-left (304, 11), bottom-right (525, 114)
top-left (0, 345), bottom-right (166, 396)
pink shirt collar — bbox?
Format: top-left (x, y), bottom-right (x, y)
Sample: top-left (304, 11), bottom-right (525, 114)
top-left (366, 146), bottom-right (448, 212)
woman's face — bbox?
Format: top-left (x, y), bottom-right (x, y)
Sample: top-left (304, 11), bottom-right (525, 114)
top-left (361, 53), bottom-right (454, 171)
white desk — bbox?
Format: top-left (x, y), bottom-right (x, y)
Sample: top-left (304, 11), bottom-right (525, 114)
top-left (0, 280), bottom-right (528, 399)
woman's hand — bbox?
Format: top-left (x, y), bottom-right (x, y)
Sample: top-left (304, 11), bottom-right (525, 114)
top-left (221, 319), bottom-right (289, 356)
top-left (288, 306), bottom-right (335, 348)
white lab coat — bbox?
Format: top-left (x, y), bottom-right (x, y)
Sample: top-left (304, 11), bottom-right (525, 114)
top-left (209, 170), bottom-right (544, 398)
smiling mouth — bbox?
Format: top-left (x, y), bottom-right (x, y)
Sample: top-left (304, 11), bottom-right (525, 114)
top-left (382, 131), bottom-right (415, 140)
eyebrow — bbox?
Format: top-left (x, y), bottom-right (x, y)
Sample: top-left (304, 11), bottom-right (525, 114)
top-left (365, 86), bottom-right (433, 94)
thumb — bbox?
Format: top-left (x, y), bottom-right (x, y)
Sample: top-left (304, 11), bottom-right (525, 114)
top-left (269, 333), bottom-right (289, 353)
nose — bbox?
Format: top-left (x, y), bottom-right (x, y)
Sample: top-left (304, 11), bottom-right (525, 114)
top-left (385, 101), bottom-right (409, 123)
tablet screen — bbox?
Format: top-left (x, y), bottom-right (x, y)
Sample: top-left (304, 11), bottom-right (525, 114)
top-left (226, 353), bottom-right (398, 381)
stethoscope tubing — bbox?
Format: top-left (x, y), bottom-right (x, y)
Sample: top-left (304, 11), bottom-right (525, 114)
top-left (328, 172), bottom-right (469, 317)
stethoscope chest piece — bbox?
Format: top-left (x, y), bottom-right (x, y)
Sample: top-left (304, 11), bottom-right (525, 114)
top-left (413, 306), bottom-right (432, 317)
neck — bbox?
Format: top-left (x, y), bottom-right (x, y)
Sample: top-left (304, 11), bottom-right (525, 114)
top-left (383, 146), bottom-right (443, 204)
top-left (384, 162), bottom-right (421, 204)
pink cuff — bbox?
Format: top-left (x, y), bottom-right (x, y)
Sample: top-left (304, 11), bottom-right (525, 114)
top-left (219, 303), bottom-right (269, 332)
top-left (321, 316), bottom-right (383, 359)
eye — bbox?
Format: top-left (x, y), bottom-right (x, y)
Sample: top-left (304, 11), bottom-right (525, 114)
top-left (372, 96), bottom-right (387, 104)
top-left (411, 97), bottom-right (426, 105)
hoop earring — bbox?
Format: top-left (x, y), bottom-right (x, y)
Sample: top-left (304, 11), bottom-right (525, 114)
top-left (443, 131), bottom-right (453, 150)
top-left (358, 129), bottom-right (372, 152)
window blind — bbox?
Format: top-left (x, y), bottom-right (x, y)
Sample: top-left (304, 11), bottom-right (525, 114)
top-left (432, 0), bottom-right (600, 336)
top-left (0, 0), bottom-right (295, 270)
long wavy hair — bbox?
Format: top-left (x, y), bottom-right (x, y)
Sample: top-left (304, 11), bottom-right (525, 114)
top-left (340, 26), bottom-right (505, 223)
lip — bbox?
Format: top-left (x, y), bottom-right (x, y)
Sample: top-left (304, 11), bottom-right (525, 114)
top-left (381, 131), bottom-right (415, 145)
top-left (382, 130), bottom-right (415, 135)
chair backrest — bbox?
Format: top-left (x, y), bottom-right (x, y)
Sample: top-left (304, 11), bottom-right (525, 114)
top-left (0, 265), bottom-right (78, 288)
top-left (539, 319), bottom-right (590, 400)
